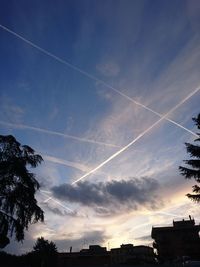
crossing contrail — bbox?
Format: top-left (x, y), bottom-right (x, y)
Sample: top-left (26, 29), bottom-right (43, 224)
top-left (72, 86), bottom-right (200, 184)
top-left (40, 190), bottom-right (75, 213)
top-left (1, 24), bottom-right (199, 185)
top-left (0, 24), bottom-right (198, 139)
top-left (0, 121), bottom-right (120, 148)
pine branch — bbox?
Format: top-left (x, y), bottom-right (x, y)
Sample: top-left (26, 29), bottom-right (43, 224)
top-left (185, 143), bottom-right (200, 158)
top-left (192, 184), bottom-right (200, 193)
top-left (186, 193), bottom-right (200, 203)
top-left (184, 159), bottom-right (200, 169)
top-left (179, 166), bottom-right (200, 180)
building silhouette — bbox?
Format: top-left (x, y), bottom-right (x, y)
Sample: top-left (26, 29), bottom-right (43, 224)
top-left (57, 245), bottom-right (110, 267)
top-left (80, 245), bottom-right (107, 255)
top-left (151, 216), bottom-right (200, 262)
top-left (110, 244), bottom-right (155, 265)
top-left (57, 243), bottom-right (155, 266)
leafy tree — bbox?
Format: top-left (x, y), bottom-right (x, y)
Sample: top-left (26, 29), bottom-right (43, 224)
top-left (179, 114), bottom-right (200, 202)
top-left (0, 135), bottom-right (44, 248)
top-left (33, 237), bottom-right (57, 267)
top-left (33, 237), bottom-right (57, 254)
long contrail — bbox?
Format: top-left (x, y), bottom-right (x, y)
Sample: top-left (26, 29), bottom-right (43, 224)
top-left (42, 154), bottom-right (108, 177)
top-left (43, 197), bottom-right (52, 203)
top-left (72, 86), bottom-right (200, 184)
top-left (0, 121), bottom-right (119, 148)
top-left (42, 154), bottom-right (90, 172)
top-left (0, 24), bottom-right (198, 139)
top-left (130, 212), bottom-right (183, 232)
top-left (40, 190), bottom-right (75, 213)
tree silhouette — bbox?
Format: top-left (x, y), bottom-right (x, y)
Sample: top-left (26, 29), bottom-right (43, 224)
top-left (0, 135), bottom-right (44, 248)
top-left (33, 237), bottom-right (57, 254)
top-left (179, 114), bottom-right (200, 202)
top-left (33, 237), bottom-right (57, 267)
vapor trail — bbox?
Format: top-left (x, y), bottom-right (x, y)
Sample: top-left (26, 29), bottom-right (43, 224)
top-left (43, 154), bottom-right (90, 172)
top-left (0, 24), bottom-right (198, 139)
top-left (40, 190), bottom-right (74, 213)
top-left (72, 86), bottom-right (200, 184)
top-left (42, 154), bottom-right (108, 177)
top-left (115, 90), bottom-right (199, 138)
top-left (43, 197), bottom-right (52, 203)
top-left (155, 211), bottom-right (183, 218)
top-left (130, 213), bottom-right (182, 232)
top-left (0, 121), bottom-right (119, 148)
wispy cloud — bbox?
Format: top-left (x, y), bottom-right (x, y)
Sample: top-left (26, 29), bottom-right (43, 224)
top-left (96, 61), bottom-right (120, 77)
top-left (42, 154), bottom-right (90, 173)
top-left (0, 121), bottom-right (120, 148)
top-left (0, 23), bottom-right (198, 142)
top-left (72, 85), bottom-right (200, 184)
top-left (1, 1), bottom-right (200, 254)
top-left (0, 96), bottom-right (24, 123)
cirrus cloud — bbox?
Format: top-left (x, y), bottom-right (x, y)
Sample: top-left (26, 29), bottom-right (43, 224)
top-left (96, 61), bottom-right (120, 77)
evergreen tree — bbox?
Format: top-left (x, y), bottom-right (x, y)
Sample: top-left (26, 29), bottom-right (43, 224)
top-left (179, 114), bottom-right (200, 202)
top-left (0, 135), bottom-right (44, 248)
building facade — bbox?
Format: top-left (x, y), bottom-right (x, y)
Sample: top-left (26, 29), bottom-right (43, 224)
top-left (151, 216), bottom-right (200, 262)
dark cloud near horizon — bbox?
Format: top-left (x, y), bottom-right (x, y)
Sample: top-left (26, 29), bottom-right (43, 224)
top-left (4, 230), bottom-right (108, 255)
top-left (55, 230), bottom-right (108, 252)
top-left (51, 178), bottom-right (161, 214)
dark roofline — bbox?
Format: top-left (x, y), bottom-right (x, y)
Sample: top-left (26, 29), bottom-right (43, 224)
top-left (151, 223), bottom-right (200, 238)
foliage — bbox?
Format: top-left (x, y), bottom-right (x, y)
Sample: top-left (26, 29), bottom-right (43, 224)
top-left (0, 135), bottom-right (44, 248)
top-left (0, 243), bottom-right (57, 267)
top-left (33, 237), bottom-right (57, 267)
top-left (33, 237), bottom-right (57, 254)
top-left (0, 251), bottom-right (29, 267)
top-left (179, 114), bottom-right (200, 202)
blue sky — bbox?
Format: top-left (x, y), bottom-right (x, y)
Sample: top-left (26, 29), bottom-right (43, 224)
top-left (1, 0), bottom-right (200, 254)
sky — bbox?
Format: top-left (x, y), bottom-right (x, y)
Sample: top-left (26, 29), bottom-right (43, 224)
top-left (0, 0), bottom-right (200, 255)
